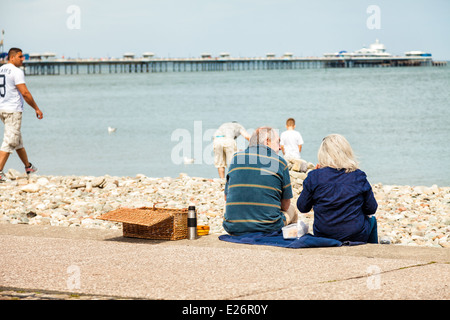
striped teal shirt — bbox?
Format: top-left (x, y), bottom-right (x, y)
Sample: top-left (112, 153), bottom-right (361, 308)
top-left (223, 145), bottom-right (293, 235)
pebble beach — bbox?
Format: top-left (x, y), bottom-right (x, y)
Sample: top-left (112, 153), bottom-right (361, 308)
top-left (1, 160), bottom-right (449, 248)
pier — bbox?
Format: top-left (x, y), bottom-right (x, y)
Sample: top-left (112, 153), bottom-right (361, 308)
top-left (0, 39), bottom-right (446, 76)
top-left (0, 55), bottom-right (446, 76)
top-left (13, 55), bottom-right (445, 76)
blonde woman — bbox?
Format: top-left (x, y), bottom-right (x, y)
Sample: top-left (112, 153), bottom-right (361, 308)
top-left (297, 134), bottom-right (378, 243)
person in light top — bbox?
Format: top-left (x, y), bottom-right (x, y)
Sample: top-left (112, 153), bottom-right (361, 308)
top-left (0, 48), bottom-right (43, 182)
top-left (280, 117), bottom-right (303, 160)
top-left (213, 121), bottom-right (250, 179)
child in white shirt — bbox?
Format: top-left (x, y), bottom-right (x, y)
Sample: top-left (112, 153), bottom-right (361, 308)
top-left (280, 118), bottom-right (304, 160)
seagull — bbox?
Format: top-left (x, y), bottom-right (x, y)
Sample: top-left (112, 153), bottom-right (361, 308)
top-left (183, 157), bottom-right (195, 164)
top-left (108, 127), bottom-right (117, 134)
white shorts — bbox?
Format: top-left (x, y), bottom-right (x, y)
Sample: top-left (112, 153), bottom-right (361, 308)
top-left (213, 137), bottom-right (236, 168)
top-left (0, 112), bottom-right (24, 153)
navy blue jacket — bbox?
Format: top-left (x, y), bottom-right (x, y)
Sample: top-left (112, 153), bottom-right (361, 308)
top-left (297, 167), bottom-right (378, 242)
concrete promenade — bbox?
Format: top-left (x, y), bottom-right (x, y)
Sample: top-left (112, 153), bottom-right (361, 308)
top-left (0, 223), bottom-right (448, 301)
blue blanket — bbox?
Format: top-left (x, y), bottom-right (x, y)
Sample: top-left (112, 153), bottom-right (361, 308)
top-left (218, 230), bottom-right (365, 248)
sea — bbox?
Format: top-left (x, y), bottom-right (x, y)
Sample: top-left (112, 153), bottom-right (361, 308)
top-left (7, 65), bottom-right (450, 186)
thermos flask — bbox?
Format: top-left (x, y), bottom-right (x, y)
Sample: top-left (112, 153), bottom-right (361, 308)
top-left (188, 205), bottom-right (197, 240)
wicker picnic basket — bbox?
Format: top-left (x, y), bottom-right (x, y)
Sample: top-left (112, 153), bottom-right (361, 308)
top-left (98, 203), bottom-right (188, 240)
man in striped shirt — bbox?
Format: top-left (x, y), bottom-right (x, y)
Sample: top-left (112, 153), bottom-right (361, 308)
top-left (223, 127), bottom-right (297, 235)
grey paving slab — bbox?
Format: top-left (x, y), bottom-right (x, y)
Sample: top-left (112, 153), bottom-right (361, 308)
top-left (0, 223), bottom-right (448, 300)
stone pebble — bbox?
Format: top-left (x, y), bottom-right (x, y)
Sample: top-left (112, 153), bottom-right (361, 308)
top-left (0, 161), bottom-right (449, 248)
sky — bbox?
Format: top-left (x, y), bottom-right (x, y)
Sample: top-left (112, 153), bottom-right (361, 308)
top-left (1, 0), bottom-right (449, 60)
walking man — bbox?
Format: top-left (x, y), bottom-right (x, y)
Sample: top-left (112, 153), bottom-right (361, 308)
top-left (0, 47), bottom-right (43, 182)
top-left (213, 121), bottom-right (250, 179)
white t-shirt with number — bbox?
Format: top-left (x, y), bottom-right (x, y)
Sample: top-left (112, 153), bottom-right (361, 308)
top-left (0, 63), bottom-right (26, 112)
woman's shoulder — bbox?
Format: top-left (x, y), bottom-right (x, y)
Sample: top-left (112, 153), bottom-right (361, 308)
top-left (351, 169), bottom-right (374, 190)
top-left (352, 168), bottom-right (366, 176)
top-left (353, 169), bottom-right (370, 181)
top-left (307, 167), bottom-right (367, 179)
top-left (305, 167), bottom-right (335, 183)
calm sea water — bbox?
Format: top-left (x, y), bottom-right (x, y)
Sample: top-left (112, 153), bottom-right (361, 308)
top-left (7, 65), bottom-right (450, 186)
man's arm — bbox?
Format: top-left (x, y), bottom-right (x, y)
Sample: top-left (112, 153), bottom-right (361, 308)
top-left (240, 129), bottom-right (251, 141)
top-left (281, 198), bottom-right (291, 212)
top-left (16, 83), bottom-right (43, 119)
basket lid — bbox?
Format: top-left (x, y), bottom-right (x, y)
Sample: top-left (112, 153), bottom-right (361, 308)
top-left (98, 205), bottom-right (187, 227)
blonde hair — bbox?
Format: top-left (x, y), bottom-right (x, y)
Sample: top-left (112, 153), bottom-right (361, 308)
top-left (318, 134), bottom-right (359, 173)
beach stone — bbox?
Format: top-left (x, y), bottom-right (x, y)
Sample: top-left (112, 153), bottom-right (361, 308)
top-left (91, 177), bottom-right (106, 188)
top-left (20, 183), bottom-right (40, 193)
top-left (290, 159), bottom-right (308, 172)
top-left (85, 181), bottom-right (93, 192)
top-left (0, 166), bottom-right (449, 248)
top-left (290, 171), bottom-right (307, 180)
top-left (71, 181), bottom-right (86, 189)
top-left (6, 169), bottom-right (26, 180)
top-left (19, 217), bottom-right (29, 224)
top-left (439, 240), bottom-right (450, 248)
top-left (37, 177), bottom-right (50, 186)
top-left (26, 211), bottom-right (37, 218)
top-left (379, 236), bottom-right (391, 244)
top-left (103, 182), bottom-right (117, 190)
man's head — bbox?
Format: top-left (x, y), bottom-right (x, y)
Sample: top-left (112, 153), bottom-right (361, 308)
top-left (8, 48), bottom-right (24, 67)
top-left (249, 126), bottom-right (280, 152)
